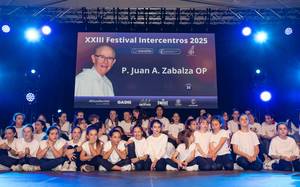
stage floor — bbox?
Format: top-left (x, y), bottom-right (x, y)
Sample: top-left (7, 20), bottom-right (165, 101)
top-left (0, 171), bottom-right (300, 187)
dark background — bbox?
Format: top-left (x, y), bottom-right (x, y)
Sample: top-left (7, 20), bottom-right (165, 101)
top-left (0, 22), bottom-right (300, 127)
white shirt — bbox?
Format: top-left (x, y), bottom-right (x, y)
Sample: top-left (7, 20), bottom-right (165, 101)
top-left (82, 141), bottom-right (100, 157)
top-left (99, 135), bottom-right (109, 144)
top-left (60, 121), bottom-right (71, 135)
top-left (15, 127), bottom-right (23, 138)
top-left (166, 142), bottom-right (176, 158)
top-left (141, 119), bottom-right (150, 136)
top-left (168, 123), bottom-right (185, 138)
top-left (75, 67), bottom-right (114, 96)
top-left (118, 120), bottom-right (133, 135)
top-left (129, 137), bottom-right (148, 158)
top-left (39, 139), bottom-right (66, 159)
top-left (142, 119), bottom-right (150, 129)
top-left (103, 140), bottom-right (126, 164)
top-left (16, 138), bottom-right (39, 157)
top-left (146, 133), bottom-right (168, 161)
top-left (105, 119), bottom-right (119, 134)
top-left (4, 138), bottom-right (18, 158)
top-left (269, 136), bottom-right (299, 157)
top-left (227, 120), bottom-right (239, 134)
top-left (210, 129), bottom-right (230, 156)
top-left (155, 117), bottom-right (170, 132)
top-left (194, 131), bottom-right (212, 157)
top-left (231, 130), bottom-right (260, 157)
top-left (261, 122), bottom-right (277, 137)
top-left (176, 143), bottom-right (196, 161)
top-left (249, 122), bottom-right (263, 136)
top-left (34, 132), bottom-right (46, 142)
top-left (80, 130), bottom-right (87, 142)
top-left (67, 139), bottom-right (83, 147)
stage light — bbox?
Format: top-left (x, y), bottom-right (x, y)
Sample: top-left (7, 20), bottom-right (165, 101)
top-left (25, 28), bottom-right (41, 42)
top-left (26, 92), bottom-right (36, 102)
top-left (31, 69), bottom-right (36, 74)
top-left (254, 31), bottom-right (268, 43)
top-left (256, 69), bottom-right (261, 74)
top-left (1, 24), bottom-right (10, 33)
top-left (41, 25), bottom-right (51, 35)
top-left (242, 26), bottom-right (252, 36)
top-left (284, 27), bottom-right (293, 35)
top-left (260, 91), bottom-right (272, 102)
top-left (57, 109), bottom-right (62, 113)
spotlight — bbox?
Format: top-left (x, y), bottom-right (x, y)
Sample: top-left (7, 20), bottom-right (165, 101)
top-left (57, 109), bottom-right (62, 113)
top-left (242, 26), bottom-right (252, 36)
top-left (254, 31), bottom-right (268, 43)
top-left (26, 92), bottom-right (36, 102)
top-left (260, 91), bottom-right (272, 102)
top-left (256, 69), bottom-right (261, 74)
top-left (41, 25), bottom-right (51, 35)
top-left (1, 24), bottom-right (10, 33)
top-left (284, 27), bottom-right (293, 35)
top-left (25, 28), bottom-right (41, 42)
top-left (31, 69), bottom-right (36, 74)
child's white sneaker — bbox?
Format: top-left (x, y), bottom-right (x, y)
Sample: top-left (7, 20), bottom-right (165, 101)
top-left (166, 164), bottom-right (178, 171)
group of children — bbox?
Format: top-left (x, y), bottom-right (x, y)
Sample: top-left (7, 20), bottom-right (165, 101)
top-left (0, 105), bottom-right (299, 172)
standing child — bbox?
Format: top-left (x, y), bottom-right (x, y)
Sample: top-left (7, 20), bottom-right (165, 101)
top-left (166, 129), bottom-right (198, 171)
top-left (145, 120), bottom-right (168, 171)
top-left (127, 125), bottom-right (148, 171)
top-left (231, 114), bottom-right (263, 171)
top-left (209, 116), bottom-right (234, 170)
top-left (101, 129), bottom-right (131, 171)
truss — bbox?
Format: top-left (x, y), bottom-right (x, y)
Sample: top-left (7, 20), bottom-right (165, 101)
top-left (1, 6), bottom-right (300, 25)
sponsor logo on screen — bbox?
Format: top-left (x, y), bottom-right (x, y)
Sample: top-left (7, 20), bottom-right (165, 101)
top-left (88, 99), bottom-right (110, 105)
top-left (117, 100), bottom-right (132, 105)
top-left (139, 99), bottom-right (151, 107)
top-left (187, 45), bottom-right (195, 56)
top-left (157, 99), bottom-right (168, 106)
top-left (175, 99), bottom-right (182, 107)
top-left (188, 98), bottom-right (198, 107)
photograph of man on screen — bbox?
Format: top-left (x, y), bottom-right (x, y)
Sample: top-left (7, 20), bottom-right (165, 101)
top-left (75, 44), bottom-right (116, 97)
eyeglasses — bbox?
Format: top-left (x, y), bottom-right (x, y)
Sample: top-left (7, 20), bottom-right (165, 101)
top-left (94, 54), bottom-right (115, 63)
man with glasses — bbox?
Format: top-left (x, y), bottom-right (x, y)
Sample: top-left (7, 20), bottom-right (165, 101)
top-left (75, 45), bottom-right (116, 96)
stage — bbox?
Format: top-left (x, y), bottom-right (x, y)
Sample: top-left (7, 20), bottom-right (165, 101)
top-left (0, 171), bottom-right (299, 187)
